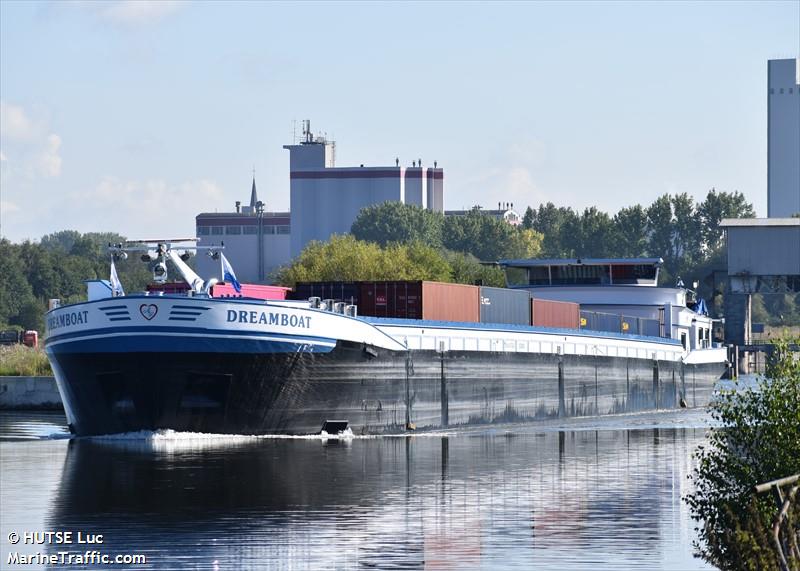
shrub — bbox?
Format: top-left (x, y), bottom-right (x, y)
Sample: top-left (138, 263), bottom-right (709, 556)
top-left (0, 345), bottom-right (53, 376)
top-left (685, 339), bottom-right (800, 570)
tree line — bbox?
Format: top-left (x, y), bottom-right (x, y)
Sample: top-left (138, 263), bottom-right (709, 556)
top-left (520, 189), bottom-right (754, 283)
top-left (4, 188), bottom-right (798, 331)
top-left (0, 231), bottom-right (152, 331)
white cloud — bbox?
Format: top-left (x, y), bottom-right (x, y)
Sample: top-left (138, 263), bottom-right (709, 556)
top-left (0, 101), bottom-right (63, 179)
top-left (71, 1), bottom-right (184, 25)
top-left (74, 177), bottom-right (224, 238)
top-left (39, 134), bottom-right (62, 177)
top-left (1, 200), bottom-right (20, 214)
top-left (0, 101), bottom-right (41, 141)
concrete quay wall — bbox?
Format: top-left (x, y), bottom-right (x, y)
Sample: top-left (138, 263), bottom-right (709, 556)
top-left (0, 376), bottom-right (63, 410)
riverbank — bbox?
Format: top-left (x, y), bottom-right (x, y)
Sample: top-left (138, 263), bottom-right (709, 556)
top-left (0, 376), bottom-right (62, 410)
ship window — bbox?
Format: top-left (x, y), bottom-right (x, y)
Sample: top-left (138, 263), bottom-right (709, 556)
top-left (550, 264), bottom-right (610, 285)
top-left (197, 226), bottom-right (210, 236)
top-left (504, 267), bottom-right (527, 287)
top-left (780, 88), bottom-right (784, 94)
top-left (211, 226), bottom-right (223, 235)
top-left (226, 226), bottom-right (242, 235)
top-left (681, 333), bottom-right (687, 349)
top-left (277, 225), bottom-right (290, 234)
top-left (611, 264), bottom-right (658, 284)
top-left (528, 266), bottom-right (550, 286)
top-left (243, 226), bottom-right (258, 234)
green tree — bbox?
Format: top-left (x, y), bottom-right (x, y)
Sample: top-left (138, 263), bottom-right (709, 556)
top-left (671, 193), bottom-right (702, 276)
top-left (685, 339), bottom-right (800, 570)
top-left (647, 195), bottom-right (675, 271)
top-left (698, 188), bottom-right (755, 252)
top-left (275, 235), bottom-right (452, 286)
top-left (568, 207), bottom-right (617, 258)
top-left (521, 206), bottom-right (535, 230)
top-left (613, 205), bottom-right (648, 257)
top-left (531, 202), bottom-right (579, 257)
top-left (0, 239), bottom-right (38, 328)
top-left (443, 208), bottom-right (543, 261)
top-left (39, 230), bottom-right (83, 253)
top-left (351, 202), bottom-right (443, 247)
top-left (441, 250), bottom-right (505, 287)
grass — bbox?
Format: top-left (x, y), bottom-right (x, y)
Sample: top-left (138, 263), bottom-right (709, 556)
top-left (0, 345), bottom-right (53, 376)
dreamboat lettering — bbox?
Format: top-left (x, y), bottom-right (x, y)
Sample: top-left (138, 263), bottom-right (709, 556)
top-left (227, 310), bottom-right (311, 329)
top-left (48, 310), bottom-right (89, 331)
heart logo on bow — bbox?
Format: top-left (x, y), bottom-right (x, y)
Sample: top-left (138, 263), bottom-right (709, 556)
top-left (140, 304), bottom-right (158, 320)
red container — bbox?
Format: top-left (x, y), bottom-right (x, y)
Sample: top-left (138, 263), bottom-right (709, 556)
top-left (146, 282), bottom-right (289, 300)
top-left (212, 283), bottom-right (290, 300)
top-left (358, 281), bottom-right (479, 323)
top-left (22, 330), bottom-right (38, 349)
top-left (531, 299), bottom-right (580, 329)
top-left (146, 282), bottom-right (190, 294)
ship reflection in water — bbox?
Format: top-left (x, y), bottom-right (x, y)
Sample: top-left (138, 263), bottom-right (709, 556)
top-left (0, 411), bottom-right (713, 570)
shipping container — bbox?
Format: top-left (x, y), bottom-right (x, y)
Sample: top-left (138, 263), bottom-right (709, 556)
top-left (146, 282), bottom-right (289, 300)
top-left (359, 281), bottom-right (479, 323)
top-left (212, 283), bottom-right (290, 300)
top-left (641, 318), bottom-right (661, 337)
top-left (479, 287), bottom-right (531, 325)
top-left (531, 298), bottom-right (580, 329)
top-left (146, 282), bottom-right (190, 295)
top-left (580, 310), bottom-right (664, 338)
top-left (621, 316), bottom-right (639, 335)
top-left (290, 282), bottom-right (360, 305)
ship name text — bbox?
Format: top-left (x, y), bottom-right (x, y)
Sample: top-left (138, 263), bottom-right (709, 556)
top-left (226, 310), bottom-right (311, 329)
top-left (48, 311), bottom-right (89, 331)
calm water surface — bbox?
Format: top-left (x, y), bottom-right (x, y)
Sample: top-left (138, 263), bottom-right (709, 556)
top-left (0, 410), bottom-right (714, 570)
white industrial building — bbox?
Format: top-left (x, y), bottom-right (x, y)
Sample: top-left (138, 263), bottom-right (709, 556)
top-left (195, 179), bottom-right (291, 283)
top-left (446, 203), bottom-right (522, 226)
top-left (768, 58), bottom-right (800, 218)
top-left (285, 123), bottom-right (444, 258)
top-left (196, 123), bottom-right (445, 282)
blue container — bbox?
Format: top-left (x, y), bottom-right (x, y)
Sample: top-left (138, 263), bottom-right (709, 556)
top-left (594, 312), bottom-right (622, 333)
top-left (621, 317), bottom-right (639, 335)
top-left (479, 287), bottom-right (531, 325)
top-left (641, 318), bottom-right (661, 338)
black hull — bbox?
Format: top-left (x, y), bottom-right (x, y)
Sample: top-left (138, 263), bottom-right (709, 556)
top-left (48, 341), bottom-right (727, 436)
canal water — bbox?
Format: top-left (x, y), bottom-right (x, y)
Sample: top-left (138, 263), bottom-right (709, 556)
top-left (0, 410), bottom-right (714, 570)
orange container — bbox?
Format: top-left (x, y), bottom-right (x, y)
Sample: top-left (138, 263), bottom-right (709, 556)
top-left (531, 299), bottom-right (580, 329)
top-left (358, 281), bottom-right (480, 323)
top-left (421, 281), bottom-right (480, 322)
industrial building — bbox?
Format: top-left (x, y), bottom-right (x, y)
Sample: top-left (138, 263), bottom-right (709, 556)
top-left (768, 58), bottom-right (800, 217)
top-left (195, 179), bottom-right (290, 283)
top-left (196, 122), bottom-right (445, 282)
top-left (445, 203), bottom-right (522, 226)
top-left (285, 122), bottom-right (444, 258)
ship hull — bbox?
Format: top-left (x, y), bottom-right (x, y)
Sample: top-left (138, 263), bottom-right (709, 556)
top-left (48, 341), bottom-right (726, 436)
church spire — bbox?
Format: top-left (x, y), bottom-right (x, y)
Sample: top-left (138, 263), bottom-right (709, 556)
top-left (249, 167), bottom-right (258, 210)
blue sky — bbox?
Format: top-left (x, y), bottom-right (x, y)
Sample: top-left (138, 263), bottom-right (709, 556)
top-left (1, 1), bottom-right (798, 242)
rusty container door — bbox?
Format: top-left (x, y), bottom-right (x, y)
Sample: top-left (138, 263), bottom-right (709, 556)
top-left (531, 298), bottom-right (580, 329)
top-left (421, 281), bottom-right (480, 323)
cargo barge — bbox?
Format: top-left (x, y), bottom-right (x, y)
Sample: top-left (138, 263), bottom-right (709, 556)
top-left (43, 242), bottom-right (728, 436)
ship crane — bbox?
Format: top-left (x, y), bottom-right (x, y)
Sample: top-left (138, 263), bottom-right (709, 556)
top-left (107, 238), bottom-right (224, 295)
